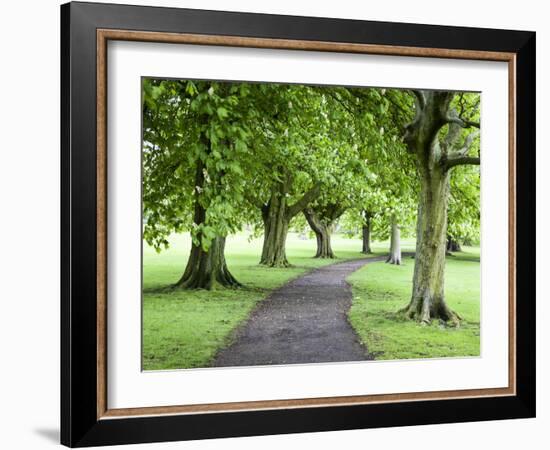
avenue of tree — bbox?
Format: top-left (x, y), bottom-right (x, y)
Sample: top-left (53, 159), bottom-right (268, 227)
top-left (143, 79), bottom-right (480, 325)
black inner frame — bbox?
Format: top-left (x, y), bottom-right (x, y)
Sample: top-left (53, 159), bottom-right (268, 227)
top-left (61, 2), bottom-right (536, 447)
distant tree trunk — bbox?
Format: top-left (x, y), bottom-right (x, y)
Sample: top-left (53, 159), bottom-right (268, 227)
top-left (386, 216), bottom-right (402, 265)
top-left (175, 160), bottom-right (240, 289)
top-left (260, 187), bottom-right (291, 267)
top-left (446, 236), bottom-right (462, 253)
top-left (361, 212), bottom-right (372, 254)
top-left (259, 176), bottom-right (320, 267)
top-left (303, 208), bottom-right (335, 258)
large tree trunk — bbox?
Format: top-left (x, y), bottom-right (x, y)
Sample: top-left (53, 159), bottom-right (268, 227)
top-left (400, 160), bottom-right (459, 324)
top-left (259, 177), bottom-right (320, 267)
top-left (303, 208), bottom-right (335, 258)
top-left (399, 90), bottom-right (474, 325)
top-left (175, 236), bottom-right (240, 289)
top-left (174, 159), bottom-right (240, 289)
top-left (361, 212), bottom-right (372, 254)
top-left (259, 192), bottom-right (291, 267)
top-left (386, 216), bottom-right (401, 265)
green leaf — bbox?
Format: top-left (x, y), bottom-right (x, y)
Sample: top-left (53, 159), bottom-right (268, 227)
top-left (216, 107), bottom-right (229, 119)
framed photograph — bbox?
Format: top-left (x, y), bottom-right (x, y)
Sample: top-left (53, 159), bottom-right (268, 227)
top-left (61, 1), bottom-right (535, 447)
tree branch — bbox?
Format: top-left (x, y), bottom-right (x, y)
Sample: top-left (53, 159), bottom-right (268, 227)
top-left (445, 116), bottom-right (480, 129)
top-left (411, 90), bottom-right (426, 110)
top-left (445, 103), bottom-right (480, 129)
top-left (445, 156), bottom-right (480, 169)
top-left (303, 207), bottom-right (323, 234)
top-left (443, 129), bottom-right (480, 170)
top-left (287, 183), bottom-right (321, 218)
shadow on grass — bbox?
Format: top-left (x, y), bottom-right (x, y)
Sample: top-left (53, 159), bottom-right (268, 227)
top-left (143, 283), bottom-right (269, 295)
top-left (142, 259), bottom-right (368, 295)
top-left (447, 251), bottom-right (481, 263)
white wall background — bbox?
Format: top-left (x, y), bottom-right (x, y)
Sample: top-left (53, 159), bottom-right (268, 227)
top-left (0, 1), bottom-right (545, 449)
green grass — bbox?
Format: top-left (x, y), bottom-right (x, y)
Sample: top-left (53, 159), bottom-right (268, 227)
top-left (143, 233), bottom-right (480, 369)
top-left (347, 248), bottom-right (480, 360)
top-left (142, 232), bottom-right (377, 370)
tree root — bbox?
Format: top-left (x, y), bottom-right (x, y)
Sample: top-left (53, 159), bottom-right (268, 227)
top-left (259, 258), bottom-right (292, 268)
top-left (386, 255), bottom-right (402, 265)
top-left (173, 267), bottom-right (242, 291)
top-left (314, 252), bottom-right (336, 259)
top-left (399, 295), bottom-right (461, 327)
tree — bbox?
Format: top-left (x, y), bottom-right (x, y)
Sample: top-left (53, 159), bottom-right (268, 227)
top-left (230, 84), bottom-right (322, 267)
top-left (334, 87), bottom-right (416, 257)
top-left (308, 87), bottom-right (410, 258)
top-left (142, 79), bottom-right (257, 289)
top-left (299, 93), bottom-right (373, 259)
top-left (246, 84), bottom-right (369, 266)
top-left (303, 203), bottom-right (345, 258)
top-left (173, 157), bottom-right (241, 290)
top-left (399, 91), bottom-right (480, 324)
top-left (259, 178), bottom-right (320, 267)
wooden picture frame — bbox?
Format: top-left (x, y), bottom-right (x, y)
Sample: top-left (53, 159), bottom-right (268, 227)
top-left (61, 1), bottom-right (535, 447)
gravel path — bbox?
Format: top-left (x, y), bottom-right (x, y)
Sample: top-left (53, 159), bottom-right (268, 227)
top-left (212, 256), bottom-right (386, 367)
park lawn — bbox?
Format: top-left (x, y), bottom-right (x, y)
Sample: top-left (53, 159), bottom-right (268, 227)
top-left (143, 232), bottom-right (380, 370)
top-left (348, 247), bottom-right (481, 361)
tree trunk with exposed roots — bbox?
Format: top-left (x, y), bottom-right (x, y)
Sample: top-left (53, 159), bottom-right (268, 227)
top-left (303, 208), bottom-right (335, 258)
top-left (400, 162), bottom-right (459, 323)
top-left (259, 177), bottom-right (320, 267)
top-left (174, 160), bottom-right (240, 289)
top-left (398, 90), bottom-right (480, 325)
top-left (175, 236), bottom-right (240, 289)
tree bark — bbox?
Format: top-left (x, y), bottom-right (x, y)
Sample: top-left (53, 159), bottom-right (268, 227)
top-left (446, 236), bottom-right (462, 253)
top-left (175, 235), bottom-right (240, 289)
top-left (361, 212), bottom-right (372, 254)
top-left (174, 154), bottom-right (240, 289)
top-left (260, 189), bottom-right (291, 267)
top-left (400, 161), bottom-right (460, 324)
top-left (399, 91), bottom-right (469, 325)
top-left (259, 179), bottom-right (320, 267)
top-left (386, 215), bottom-right (401, 265)
top-left (303, 208), bottom-right (335, 258)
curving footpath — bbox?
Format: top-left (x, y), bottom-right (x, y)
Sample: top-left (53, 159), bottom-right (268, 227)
top-left (212, 256), bottom-right (387, 367)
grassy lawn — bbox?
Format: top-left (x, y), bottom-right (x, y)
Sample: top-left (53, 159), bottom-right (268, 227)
top-left (143, 232), bottom-right (377, 370)
top-left (348, 247), bottom-right (480, 360)
top-left (143, 232), bottom-right (479, 370)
